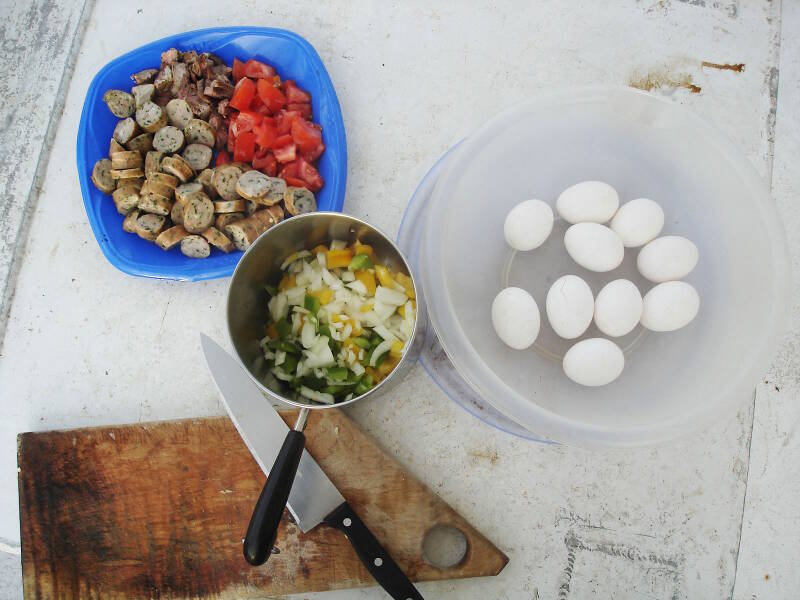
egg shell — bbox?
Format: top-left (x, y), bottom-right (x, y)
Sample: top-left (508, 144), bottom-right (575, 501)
top-left (640, 281), bottom-right (700, 332)
top-left (491, 287), bottom-right (541, 349)
top-left (546, 275), bottom-right (594, 339)
top-left (564, 223), bottom-right (625, 272)
top-left (610, 198), bottom-right (665, 248)
top-left (637, 236), bottom-right (699, 282)
top-left (556, 181), bottom-right (619, 224)
top-left (594, 279), bottom-right (643, 337)
top-left (504, 199), bottom-right (554, 251)
top-left (563, 338), bottom-right (625, 386)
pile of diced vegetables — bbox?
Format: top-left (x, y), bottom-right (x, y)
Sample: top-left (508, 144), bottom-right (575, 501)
top-left (260, 240), bottom-right (417, 404)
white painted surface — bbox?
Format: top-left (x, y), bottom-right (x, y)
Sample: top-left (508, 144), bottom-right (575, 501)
top-left (0, 1), bottom-right (796, 598)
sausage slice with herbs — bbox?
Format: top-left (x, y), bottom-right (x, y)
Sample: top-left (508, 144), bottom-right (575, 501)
top-left (283, 187), bottom-right (317, 216)
top-left (182, 191), bottom-right (215, 234)
top-left (156, 225), bottom-right (190, 250)
top-left (131, 84), bottom-right (155, 108)
top-left (165, 98), bottom-right (193, 129)
top-left (180, 235), bottom-right (211, 258)
top-left (212, 164), bottom-right (243, 201)
top-left (160, 155), bottom-right (195, 183)
top-left (152, 126), bottom-right (184, 153)
top-left (110, 150), bottom-right (143, 170)
top-left (136, 101), bottom-right (168, 133)
top-left (144, 151), bottom-right (164, 178)
top-left (113, 117), bottom-right (140, 145)
top-left (91, 159), bottom-right (115, 193)
top-left (182, 143), bottom-right (212, 171)
top-left (112, 186), bottom-right (141, 214)
top-left (202, 227), bottom-right (234, 253)
top-left (135, 213), bottom-right (166, 241)
top-left (126, 133), bottom-right (153, 153)
top-left (183, 118), bottom-right (215, 147)
top-left (103, 90), bottom-right (135, 118)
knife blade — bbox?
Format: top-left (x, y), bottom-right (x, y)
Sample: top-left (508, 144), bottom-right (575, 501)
top-left (200, 334), bottom-right (343, 533)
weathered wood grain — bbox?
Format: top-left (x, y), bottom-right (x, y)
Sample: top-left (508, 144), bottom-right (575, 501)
top-left (18, 411), bottom-right (507, 599)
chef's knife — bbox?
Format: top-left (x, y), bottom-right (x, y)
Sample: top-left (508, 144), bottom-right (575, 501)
top-left (200, 334), bottom-right (424, 600)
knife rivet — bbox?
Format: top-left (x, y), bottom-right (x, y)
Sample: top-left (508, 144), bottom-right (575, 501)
top-left (343, 518), bottom-right (352, 527)
top-left (374, 557), bottom-right (383, 567)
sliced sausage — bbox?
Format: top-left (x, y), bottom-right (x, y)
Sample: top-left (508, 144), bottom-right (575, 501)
top-left (165, 98), bottom-right (193, 129)
top-left (223, 207), bottom-right (279, 251)
top-left (266, 204), bottom-right (285, 225)
top-left (175, 181), bottom-right (203, 204)
top-left (110, 150), bottom-right (142, 170)
top-left (141, 180), bottom-right (174, 200)
top-left (183, 118), bottom-right (215, 147)
top-left (181, 143), bottom-right (212, 171)
top-left (131, 68), bottom-right (158, 85)
top-left (131, 84), bottom-right (155, 108)
top-left (103, 90), bottom-right (135, 118)
top-left (170, 200), bottom-right (184, 225)
top-left (213, 200), bottom-right (246, 213)
top-left (144, 151), bottom-right (164, 178)
top-left (113, 117), bottom-right (140, 145)
top-left (283, 187), bottom-right (317, 216)
top-left (109, 167), bottom-right (144, 180)
top-left (202, 227), bottom-right (234, 253)
top-left (135, 101), bottom-right (167, 133)
top-left (91, 159), bottom-right (115, 193)
top-left (212, 164), bottom-right (243, 201)
top-left (137, 191), bottom-right (172, 216)
top-left (126, 133), bottom-right (153, 153)
top-left (135, 213), bottom-right (166, 241)
top-left (152, 125), bottom-right (184, 153)
top-left (112, 186), bottom-right (140, 214)
top-left (215, 212), bottom-right (244, 230)
top-left (160, 155), bottom-right (195, 183)
top-left (147, 172), bottom-right (178, 189)
top-left (244, 200), bottom-right (257, 216)
top-left (122, 209), bottom-right (140, 232)
top-left (235, 170), bottom-right (271, 201)
top-left (182, 191), bottom-right (215, 234)
top-left (195, 168), bottom-right (217, 198)
top-left (156, 225), bottom-right (190, 250)
top-left (264, 177), bottom-right (287, 204)
top-left (230, 161), bottom-right (254, 173)
top-left (180, 235), bottom-right (211, 258)
top-left (109, 138), bottom-right (126, 155)
top-left (118, 177), bottom-right (143, 191)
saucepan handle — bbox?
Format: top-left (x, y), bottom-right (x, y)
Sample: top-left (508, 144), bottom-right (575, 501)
top-left (243, 429), bottom-right (305, 566)
top-left (325, 501), bottom-right (425, 599)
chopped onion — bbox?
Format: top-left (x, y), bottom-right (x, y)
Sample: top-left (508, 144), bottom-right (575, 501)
top-left (274, 350), bottom-right (286, 366)
top-left (341, 270), bottom-right (356, 282)
top-left (374, 324), bottom-right (397, 341)
top-left (300, 386), bottom-right (334, 404)
top-left (301, 321), bottom-right (317, 349)
top-left (281, 250), bottom-right (311, 271)
top-left (271, 367), bottom-right (294, 382)
top-left (286, 286), bottom-right (305, 306)
top-left (370, 340), bottom-right (392, 366)
top-left (316, 252), bottom-right (327, 268)
top-left (375, 286), bottom-right (407, 306)
top-left (322, 268), bottom-right (342, 290)
top-left (352, 362), bottom-right (365, 376)
top-left (268, 292), bottom-right (288, 322)
top-left (347, 280), bottom-right (368, 296)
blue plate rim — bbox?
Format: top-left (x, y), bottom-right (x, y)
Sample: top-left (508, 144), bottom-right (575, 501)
top-left (76, 26), bottom-right (347, 281)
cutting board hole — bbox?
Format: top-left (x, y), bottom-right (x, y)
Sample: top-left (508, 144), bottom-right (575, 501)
top-left (422, 525), bottom-right (468, 569)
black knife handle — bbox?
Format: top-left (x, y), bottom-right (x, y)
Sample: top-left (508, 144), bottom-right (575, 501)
top-left (325, 501), bottom-right (425, 600)
top-left (243, 430), bottom-right (305, 566)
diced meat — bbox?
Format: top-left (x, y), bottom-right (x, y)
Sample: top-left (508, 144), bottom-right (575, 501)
top-left (161, 48), bottom-right (180, 66)
top-left (204, 79), bottom-right (234, 98)
top-left (154, 65), bottom-right (173, 92)
top-left (171, 63), bottom-right (191, 98)
top-left (131, 68), bottom-right (158, 85)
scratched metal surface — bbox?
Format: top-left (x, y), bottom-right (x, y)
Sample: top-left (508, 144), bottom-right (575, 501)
top-left (0, 1), bottom-right (796, 598)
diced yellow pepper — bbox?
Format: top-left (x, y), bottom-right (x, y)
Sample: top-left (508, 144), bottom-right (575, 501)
top-left (352, 241), bottom-right (376, 261)
top-left (397, 300), bottom-right (416, 318)
top-left (267, 323), bottom-right (278, 339)
top-left (394, 272), bottom-right (416, 299)
top-left (375, 264), bottom-right (394, 288)
top-left (378, 356), bottom-right (399, 377)
top-left (366, 366), bottom-right (382, 382)
top-left (390, 340), bottom-right (405, 358)
top-left (360, 302), bottom-right (374, 313)
top-left (355, 270), bottom-right (376, 296)
top-left (309, 287), bottom-right (334, 305)
top-left (311, 244), bottom-right (328, 256)
top-left (326, 249), bottom-right (353, 269)
top-left (278, 274), bottom-right (296, 291)
top-left (349, 320), bottom-right (363, 336)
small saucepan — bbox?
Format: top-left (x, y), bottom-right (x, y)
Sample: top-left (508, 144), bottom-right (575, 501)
top-left (227, 212), bottom-right (425, 565)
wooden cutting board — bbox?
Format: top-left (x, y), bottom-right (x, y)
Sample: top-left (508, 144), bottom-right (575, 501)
top-left (18, 410), bottom-right (507, 598)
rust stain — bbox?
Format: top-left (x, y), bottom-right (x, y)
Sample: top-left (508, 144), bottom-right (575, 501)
top-left (468, 448), bottom-right (499, 465)
top-left (628, 70), bottom-right (701, 94)
top-left (701, 61), bottom-right (745, 72)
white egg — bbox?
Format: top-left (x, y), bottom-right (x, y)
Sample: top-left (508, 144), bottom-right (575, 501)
top-left (564, 223), bottom-right (625, 272)
top-left (491, 287), bottom-right (541, 349)
top-left (546, 275), bottom-right (594, 339)
top-left (556, 181), bottom-right (619, 224)
top-left (637, 236), bottom-right (699, 282)
top-left (594, 279), bottom-right (643, 337)
top-left (610, 198), bottom-right (665, 247)
top-left (640, 281), bottom-right (700, 332)
top-left (504, 199), bottom-right (554, 251)
top-left (563, 338), bottom-right (625, 386)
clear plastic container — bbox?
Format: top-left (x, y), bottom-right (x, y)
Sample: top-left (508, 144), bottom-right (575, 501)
top-left (422, 86), bottom-right (791, 448)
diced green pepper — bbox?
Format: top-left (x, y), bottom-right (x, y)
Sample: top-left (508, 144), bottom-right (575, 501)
top-left (304, 294), bottom-right (321, 314)
top-left (373, 351), bottom-right (388, 367)
top-left (348, 253), bottom-right (373, 271)
top-left (318, 323), bottom-right (331, 338)
top-left (369, 333), bottom-right (382, 347)
top-left (262, 284), bottom-right (278, 297)
top-left (301, 376), bottom-right (327, 391)
top-left (281, 354), bottom-right (299, 374)
top-left (326, 367), bottom-right (348, 382)
top-left (350, 336), bottom-right (371, 349)
top-left (269, 340), bottom-right (301, 354)
top-left (275, 317), bottom-right (292, 339)
top-left (354, 375), bottom-right (374, 396)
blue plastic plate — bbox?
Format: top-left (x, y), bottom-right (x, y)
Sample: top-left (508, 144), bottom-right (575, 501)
top-left (77, 27), bottom-right (347, 281)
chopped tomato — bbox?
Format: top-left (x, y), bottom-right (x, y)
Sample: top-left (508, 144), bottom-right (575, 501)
top-left (233, 131), bottom-right (257, 162)
top-left (252, 148), bottom-right (277, 175)
top-left (227, 119), bottom-right (235, 153)
top-left (285, 176), bottom-right (307, 187)
top-left (230, 77), bottom-right (255, 111)
top-left (279, 161), bottom-right (299, 180)
top-left (254, 121), bottom-right (278, 148)
top-left (276, 110), bottom-right (300, 135)
top-left (283, 80), bottom-right (312, 104)
top-left (287, 102), bottom-right (312, 119)
top-left (215, 150), bottom-right (231, 166)
top-left (232, 58), bottom-right (246, 82)
top-left (256, 79), bottom-right (286, 113)
top-left (296, 157), bottom-right (324, 191)
top-left (291, 117), bottom-right (323, 152)
top-left (301, 142), bottom-right (325, 163)
top-left (272, 134), bottom-right (294, 149)
top-left (244, 59), bottom-right (276, 79)
top-left (236, 110), bottom-right (263, 129)
top-left (273, 142), bottom-right (297, 163)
